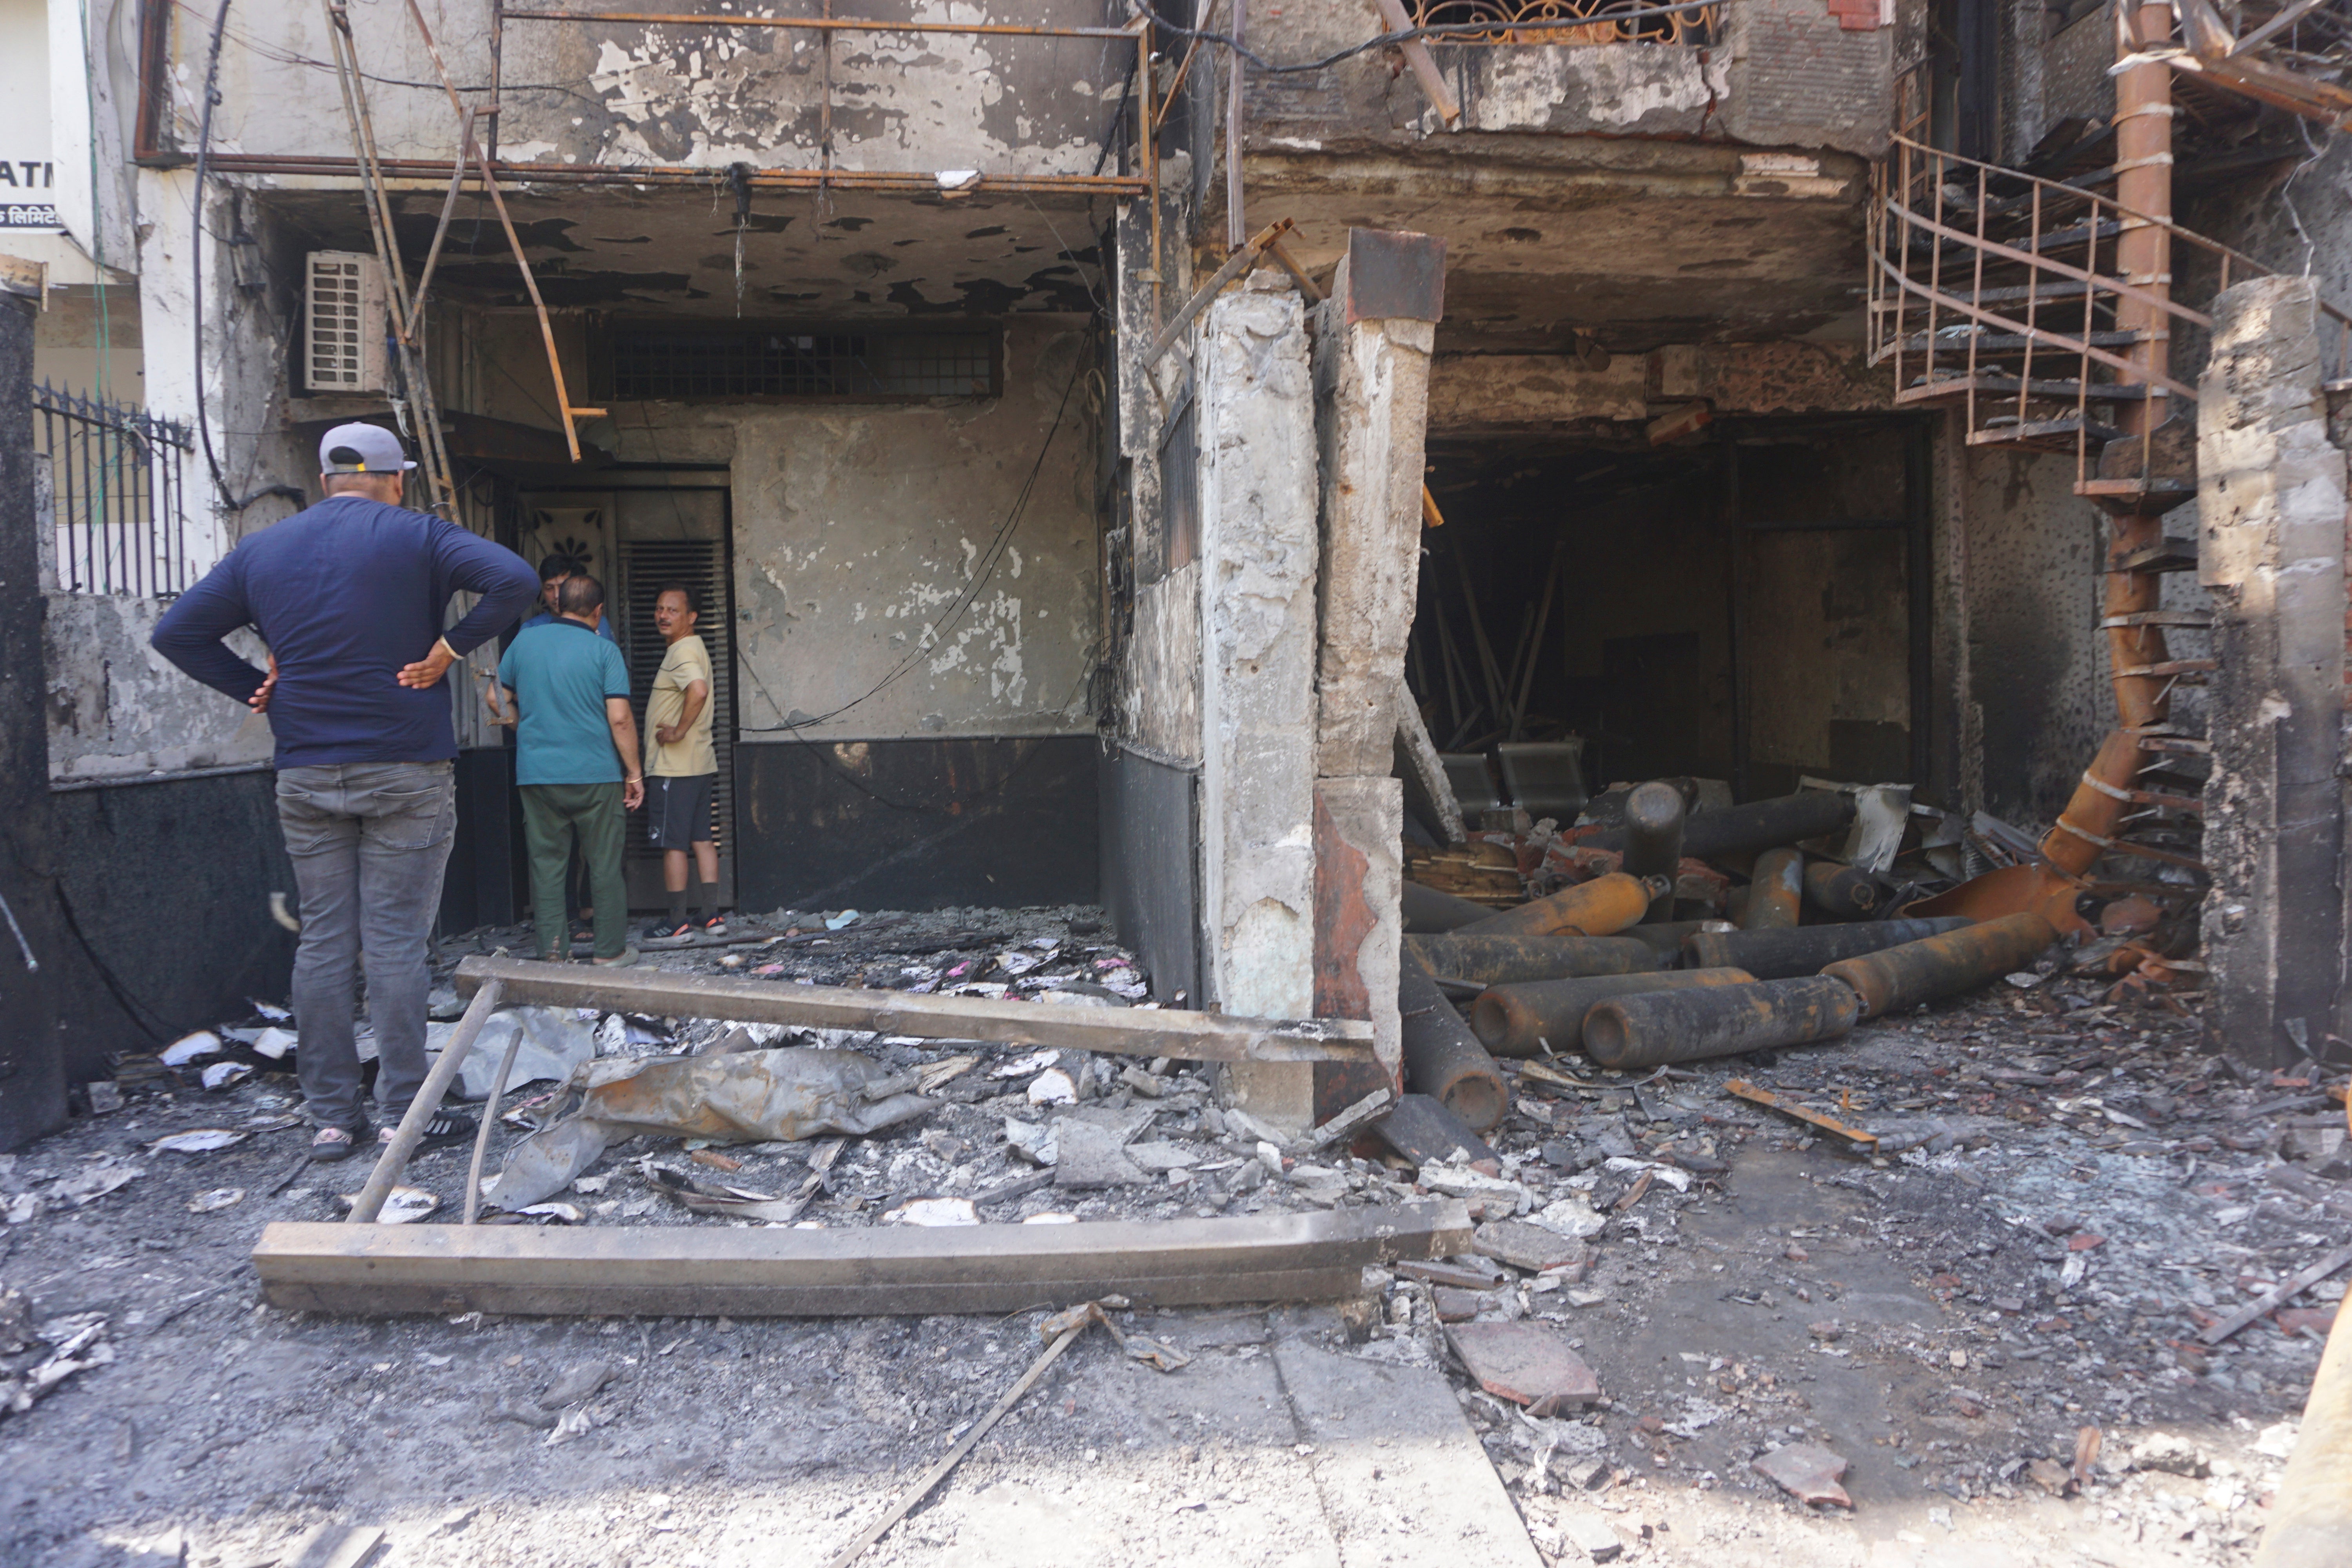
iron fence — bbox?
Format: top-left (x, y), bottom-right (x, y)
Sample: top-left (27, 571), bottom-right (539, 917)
top-left (34, 381), bottom-right (195, 597)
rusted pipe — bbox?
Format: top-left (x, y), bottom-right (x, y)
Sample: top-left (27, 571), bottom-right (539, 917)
top-left (1685, 917), bottom-right (1975, 981)
top-left (1470, 968), bottom-right (1757, 1057)
top-left (2040, 728), bottom-right (2143, 876)
top-left (1401, 880), bottom-right (1495, 935)
top-left (1583, 976), bottom-right (1859, 1070)
top-left (1457, 872), bottom-right (1665, 939)
top-left (2104, 0), bottom-right (2180, 732)
top-left (1621, 781), bottom-right (1686, 923)
top-left (1802, 862), bottom-right (1882, 921)
top-left (1741, 848), bottom-right (1804, 930)
top-left (2253, 1292), bottom-right (2352, 1567)
top-left (1821, 911), bottom-right (2058, 1020)
top-left (1405, 933), bottom-right (1666, 985)
top-left (1399, 949), bottom-right (1509, 1132)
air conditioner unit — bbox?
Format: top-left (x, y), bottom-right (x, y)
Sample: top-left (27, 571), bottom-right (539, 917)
top-left (304, 250), bottom-right (389, 394)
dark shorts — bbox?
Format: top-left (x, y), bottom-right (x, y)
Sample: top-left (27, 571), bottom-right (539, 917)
top-left (646, 773), bottom-right (716, 849)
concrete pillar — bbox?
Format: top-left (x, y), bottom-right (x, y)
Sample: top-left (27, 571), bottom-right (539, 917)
top-left (0, 257), bottom-right (67, 1149)
top-left (2198, 277), bottom-right (2350, 1069)
top-left (1306, 230), bottom-right (1444, 1118)
top-left (1198, 274), bottom-right (1321, 1130)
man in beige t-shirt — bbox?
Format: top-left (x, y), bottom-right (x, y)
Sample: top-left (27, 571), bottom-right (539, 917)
top-left (641, 583), bottom-right (723, 943)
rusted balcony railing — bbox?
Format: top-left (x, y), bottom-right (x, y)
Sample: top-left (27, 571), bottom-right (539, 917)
top-left (1867, 130), bottom-right (2352, 504)
top-left (1408, 0), bottom-right (1719, 46)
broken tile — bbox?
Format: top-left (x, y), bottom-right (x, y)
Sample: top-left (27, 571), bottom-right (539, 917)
top-left (1752, 1441), bottom-right (1852, 1508)
top-left (1051, 1120), bottom-right (1146, 1188)
top-left (1444, 1321), bottom-right (1601, 1415)
top-left (1472, 1219), bottom-right (1588, 1273)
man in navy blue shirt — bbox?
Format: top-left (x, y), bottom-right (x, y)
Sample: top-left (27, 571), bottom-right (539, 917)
top-left (152, 424), bottom-right (539, 1162)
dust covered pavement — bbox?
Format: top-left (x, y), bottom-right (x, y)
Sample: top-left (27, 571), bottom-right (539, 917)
top-left (0, 905), bottom-right (2341, 1567)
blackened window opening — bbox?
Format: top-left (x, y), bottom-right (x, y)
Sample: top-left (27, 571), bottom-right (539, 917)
top-left (608, 327), bottom-right (998, 401)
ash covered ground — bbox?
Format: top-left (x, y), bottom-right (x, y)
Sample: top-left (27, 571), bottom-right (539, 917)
top-left (0, 904), bottom-right (2340, 1566)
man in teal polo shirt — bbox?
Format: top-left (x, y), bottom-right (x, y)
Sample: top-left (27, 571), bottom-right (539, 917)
top-left (493, 574), bottom-right (644, 965)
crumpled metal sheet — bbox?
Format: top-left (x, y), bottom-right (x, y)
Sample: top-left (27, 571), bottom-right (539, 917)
top-left (429, 1006), bottom-right (599, 1100)
top-left (489, 1048), bottom-right (933, 1210)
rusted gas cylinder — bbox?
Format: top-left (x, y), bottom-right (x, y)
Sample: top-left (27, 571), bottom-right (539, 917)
top-left (1398, 948), bottom-right (1509, 1132)
top-left (1614, 919), bottom-right (1730, 960)
top-left (1679, 790), bottom-right (1855, 860)
top-left (1469, 967), bottom-right (1757, 1057)
top-left (1684, 916), bottom-right (1975, 981)
top-left (1405, 933), bottom-right (1666, 985)
top-left (1741, 848), bottom-right (1804, 930)
top-left (1401, 880), bottom-right (1495, 934)
top-left (1821, 910), bottom-right (2058, 1020)
top-left (1803, 861), bottom-right (1882, 921)
top-left (1583, 976), bottom-right (1860, 1070)
top-left (1457, 871), bottom-right (1667, 939)
top-left (1620, 781), bottom-right (1686, 923)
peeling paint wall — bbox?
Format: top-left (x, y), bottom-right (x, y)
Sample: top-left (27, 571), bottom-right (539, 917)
top-left (43, 593), bottom-right (275, 782)
top-left (462, 310), bottom-right (1102, 742)
top-left (174, 0), bottom-right (1129, 175)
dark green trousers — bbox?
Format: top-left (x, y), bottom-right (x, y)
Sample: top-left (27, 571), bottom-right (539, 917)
top-left (520, 782), bottom-right (628, 960)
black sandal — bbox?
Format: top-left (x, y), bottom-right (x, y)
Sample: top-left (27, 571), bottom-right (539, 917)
top-left (309, 1116), bottom-right (370, 1162)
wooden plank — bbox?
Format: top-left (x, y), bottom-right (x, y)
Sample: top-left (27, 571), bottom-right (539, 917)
top-left (251, 1201), bottom-right (1472, 1317)
top-left (451, 955), bottom-right (1374, 1064)
top-left (2200, 1241), bottom-right (2352, 1345)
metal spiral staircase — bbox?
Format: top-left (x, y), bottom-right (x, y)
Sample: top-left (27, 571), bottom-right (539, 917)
top-left (1867, 76), bottom-right (2352, 886)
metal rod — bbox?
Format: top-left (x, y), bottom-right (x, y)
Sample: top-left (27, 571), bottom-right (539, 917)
top-left (346, 978), bottom-right (504, 1224)
top-left (502, 9), bottom-right (1143, 38)
top-left (191, 150), bottom-right (1147, 195)
top-left (1160, 0), bottom-right (1222, 120)
top-left (405, 106), bottom-right (477, 342)
top-left (1141, 8), bottom-right (1160, 329)
top-left (396, 0), bottom-right (588, 461)
top-left (1225, 0), bottom-right (1247, 250)
top-left (461, 1014), bottom-right (527, 1225)
top-left (1145, 217), bottom-right (1293, 364)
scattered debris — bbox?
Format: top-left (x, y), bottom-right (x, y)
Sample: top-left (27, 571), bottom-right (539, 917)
top-left (1753, 1441), bottom-right (1853, 1508)
top-left (185, 1187), bottom-right (245, 1213)
top-left (1445, 1321), bottom-right (1601, 1415)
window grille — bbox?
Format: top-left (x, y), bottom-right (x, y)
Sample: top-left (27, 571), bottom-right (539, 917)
top-left (608, 327), bottom-right (998, 401)
top-left (34, 381), bottom-right (196, 597)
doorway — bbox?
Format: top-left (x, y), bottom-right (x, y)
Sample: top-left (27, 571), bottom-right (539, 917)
top-left (517, 476), bottom-right (738, 911)
top-left (1410, 417), bottom-right (1931, 816)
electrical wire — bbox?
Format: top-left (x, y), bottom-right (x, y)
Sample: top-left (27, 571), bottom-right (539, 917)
top-left (50, 880), bottom-right (174, 1043)
top-left (190, 0), bottom-right (303, 514)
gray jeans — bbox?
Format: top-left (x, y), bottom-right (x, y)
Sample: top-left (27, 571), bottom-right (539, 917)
top-left (276, 761), bottom-right (457, 1127)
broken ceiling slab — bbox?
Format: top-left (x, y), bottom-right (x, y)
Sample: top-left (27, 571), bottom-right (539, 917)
top-left (450, 955), bottom-right (1374, 1064)
top-left (250, 1201), bottom-right (1473, 1318)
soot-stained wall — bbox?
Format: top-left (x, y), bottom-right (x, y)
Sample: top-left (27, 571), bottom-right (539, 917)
top-left (1949, 441), bottom-right (2109, 829)
top-left (464, 312), bottom-right (1104, 745)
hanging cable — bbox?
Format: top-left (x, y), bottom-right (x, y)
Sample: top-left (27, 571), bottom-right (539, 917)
top-left (190, 0), bottom-right (303, 514)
